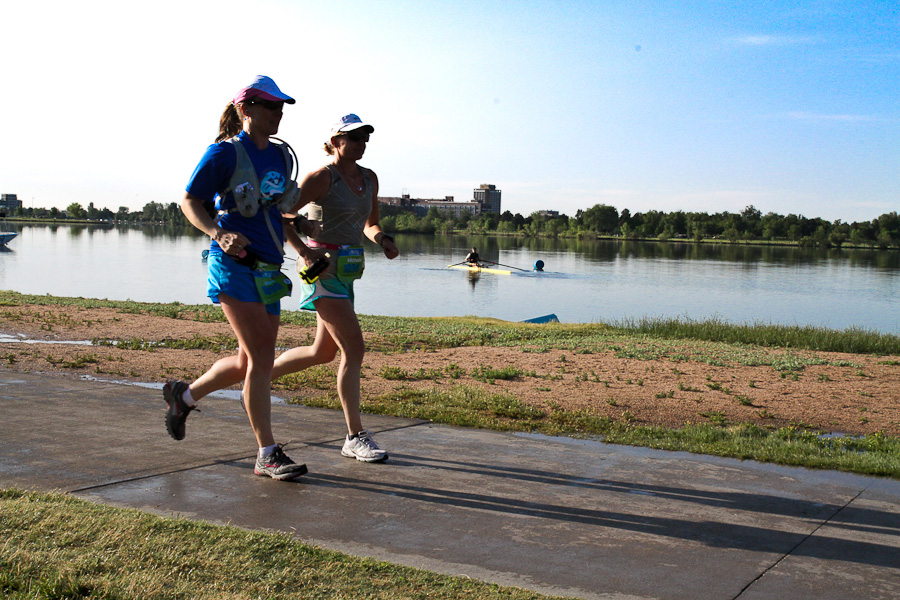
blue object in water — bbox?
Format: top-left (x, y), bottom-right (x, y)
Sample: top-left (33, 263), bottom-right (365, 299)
top-left (521, 313), bottom-right (559, 324)
top-left (533, 260), bottom-right (544, 271)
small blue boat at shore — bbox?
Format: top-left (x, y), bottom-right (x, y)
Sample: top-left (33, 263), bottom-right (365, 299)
top-left (520, 313), bottom-right (559, 324)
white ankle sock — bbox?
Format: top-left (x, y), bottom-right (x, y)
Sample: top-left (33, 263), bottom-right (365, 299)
top-left (182, 388), bottom-right (196, 407)
top-left (259, 444), bottom-right (278, 457)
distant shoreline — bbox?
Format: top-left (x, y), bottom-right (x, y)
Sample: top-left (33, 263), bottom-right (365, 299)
top-left (5, 217), bottom-right (897, 250)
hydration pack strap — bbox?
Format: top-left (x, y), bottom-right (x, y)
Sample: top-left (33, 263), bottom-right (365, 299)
top-left (263, 209), bottom-right (285, 257)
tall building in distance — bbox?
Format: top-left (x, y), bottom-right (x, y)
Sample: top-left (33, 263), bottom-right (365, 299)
top-left (0, 194), bottom-right (22, 214)
top-left (474, 184), bottom-right (501, 214)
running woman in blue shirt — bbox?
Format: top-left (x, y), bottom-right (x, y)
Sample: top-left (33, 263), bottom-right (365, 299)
top-left (163, 75), bottom-right (307, 481)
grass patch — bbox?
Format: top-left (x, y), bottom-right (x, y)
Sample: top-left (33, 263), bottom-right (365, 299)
top-left (0, 489), bottom-right (559, 600)
top-left (470, 365), bottom-right (534, 383)
top-left (350, 385), bottom-right (900, 478)
top-left (607, 425), bottom-right (900, 477)
top-left (360, 386), bottom-right (547, 430)
top-left (614, 315), bottom-right (900, 355)
top-left (93, 334), bottom-right (238, 352)
top-left (46, 353), bottom-right (100, 369)
top-left (274, 366), bottom-right (336, 392)
top-left (378, 365), bottom-right (447, 381)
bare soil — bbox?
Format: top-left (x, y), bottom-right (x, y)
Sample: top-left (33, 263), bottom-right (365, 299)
top-left (2, 304), bottom-right (898, 436)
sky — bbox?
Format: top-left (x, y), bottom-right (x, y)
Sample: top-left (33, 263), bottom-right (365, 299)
top-left (1, 0), bottom-right (897, 222)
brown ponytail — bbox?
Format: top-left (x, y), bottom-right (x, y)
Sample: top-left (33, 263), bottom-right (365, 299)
top-left (215, 102), bottom-right (243, 143)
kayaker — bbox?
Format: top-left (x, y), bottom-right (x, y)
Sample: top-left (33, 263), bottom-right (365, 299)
top-left (465, 247), bottom-right (481, 265)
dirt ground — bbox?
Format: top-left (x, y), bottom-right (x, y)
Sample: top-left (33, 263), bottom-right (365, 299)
top-left (1, 304), bottom-right (898, 436)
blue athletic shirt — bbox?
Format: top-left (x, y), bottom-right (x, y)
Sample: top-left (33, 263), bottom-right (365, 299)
top-left (186, 131), bottom-right (287, 265)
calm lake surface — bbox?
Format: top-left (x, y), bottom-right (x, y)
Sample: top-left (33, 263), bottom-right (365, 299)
top-left (1, 223), bottom-right (898, 334)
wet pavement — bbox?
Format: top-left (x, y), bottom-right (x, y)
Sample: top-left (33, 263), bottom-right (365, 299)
top-left (1, 372), bottom-right (899, 599)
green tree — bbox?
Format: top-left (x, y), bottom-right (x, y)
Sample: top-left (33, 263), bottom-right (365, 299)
top-left (579, 204), bottom-right (618, 233)
top-left (661, 211), bottom-right (687, 237)
top-left (724, 228), bottom-right (740, 243)
top-left (379, 215), bottom-right (396, 232)
top-left (875, 212), bottom-right (899, 242)
top-left (497, 220), bottom-right (517, 234)
top-left (66, 203), bottom-right (84, 219)
top-left (761, 212), bottom-right (786, 240)
top-left (740, 205), bottom-right (762, 237)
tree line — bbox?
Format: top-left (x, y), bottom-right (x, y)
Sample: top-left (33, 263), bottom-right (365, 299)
top-left (378, 204), bottom-right (900, 249)
top-left (10, 201), bottom-right (181, 223)
top-left (11, 201), bottom-right (899, 249)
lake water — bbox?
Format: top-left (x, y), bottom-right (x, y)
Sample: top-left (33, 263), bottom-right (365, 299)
top-left (1, 223), bottom-right (898, 334)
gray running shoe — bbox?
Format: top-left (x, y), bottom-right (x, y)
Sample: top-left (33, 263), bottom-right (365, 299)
top-left (254, 445), bottom-right (308, 480)
top-left (341, 430), bottom-right (388, 462)
top-left (163, 380), bottom-right (197, 441)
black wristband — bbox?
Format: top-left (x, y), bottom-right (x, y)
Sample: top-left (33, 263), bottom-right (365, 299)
top-left (379, 233), bottom-right (394, 246)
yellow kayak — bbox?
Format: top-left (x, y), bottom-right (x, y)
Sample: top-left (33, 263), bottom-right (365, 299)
top-left (447, 263), bottom-right (511, 275)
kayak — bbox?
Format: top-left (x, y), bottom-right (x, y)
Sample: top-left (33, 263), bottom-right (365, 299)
top-left (447, 263), bottom-right (511, 275)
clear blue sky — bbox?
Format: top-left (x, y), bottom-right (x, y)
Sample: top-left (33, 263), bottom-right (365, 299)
top-left (2, 0), bottom-right (897, 222)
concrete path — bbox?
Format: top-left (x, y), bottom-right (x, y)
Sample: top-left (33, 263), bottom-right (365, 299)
top-left (1, 372), bottom-right (898, 599)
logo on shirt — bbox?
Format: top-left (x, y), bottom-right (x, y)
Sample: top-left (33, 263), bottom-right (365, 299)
top-left (260, 171), bottom-right (286, 201)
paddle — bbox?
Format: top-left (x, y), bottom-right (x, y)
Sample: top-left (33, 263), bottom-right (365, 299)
top-left (446, 260), bottom-right (469, 268)
top-left (483, 260), bottom-right (527, 272)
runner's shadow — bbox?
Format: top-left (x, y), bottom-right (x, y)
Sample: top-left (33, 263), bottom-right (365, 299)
top-left (387, 455), bottom-right (897, 527)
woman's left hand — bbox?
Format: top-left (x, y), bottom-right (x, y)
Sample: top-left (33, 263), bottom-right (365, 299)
top-left (381, 238), bottom-right (399, 260)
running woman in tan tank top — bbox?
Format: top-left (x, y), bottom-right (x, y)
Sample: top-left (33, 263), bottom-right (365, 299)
top-left (277, 114), bottom-right (399, 462)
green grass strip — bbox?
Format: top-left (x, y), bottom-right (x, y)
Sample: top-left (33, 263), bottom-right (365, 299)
top-left (614, 316), bottom-right (900, 355)
top-left (0, 489), bottom-right (561, 600)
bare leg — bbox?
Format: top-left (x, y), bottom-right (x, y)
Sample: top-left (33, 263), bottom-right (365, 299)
top-left (314, 298), bottom-right (366, 435)
top-left (272, 316), bottom-right (338, 379)
top-left (218, 295), bottom-right (279, 448)
top-left (274, 298), bottom-right (365, 435)
top-left (189, 354), bottom-right (247, 402)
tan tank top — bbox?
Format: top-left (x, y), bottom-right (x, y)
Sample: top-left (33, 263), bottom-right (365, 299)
top-left (306, 164), bottom-right (373, 246)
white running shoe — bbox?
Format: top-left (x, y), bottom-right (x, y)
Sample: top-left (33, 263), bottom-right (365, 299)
top-left (341, 430), bottom-right (388, 462)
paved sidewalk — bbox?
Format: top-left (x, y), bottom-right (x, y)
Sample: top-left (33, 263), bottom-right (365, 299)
top-left (1, 372), bottom-right (898, 599)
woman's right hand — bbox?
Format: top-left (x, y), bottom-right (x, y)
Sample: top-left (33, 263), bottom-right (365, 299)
top-left (213, 228), bottom-right (251, 256)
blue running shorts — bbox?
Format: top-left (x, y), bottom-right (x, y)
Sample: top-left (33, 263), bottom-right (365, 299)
top-left (207, 253), bottom-right (281, 316)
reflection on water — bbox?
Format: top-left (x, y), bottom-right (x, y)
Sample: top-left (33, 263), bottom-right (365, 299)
top-left (0, 224), bottom-right (897, 333)
top-left (416, 234), bottom-right (900, 270)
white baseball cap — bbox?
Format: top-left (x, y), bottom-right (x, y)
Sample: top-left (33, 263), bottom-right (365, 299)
top-left (330, 114), bottom-right (374, 137)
